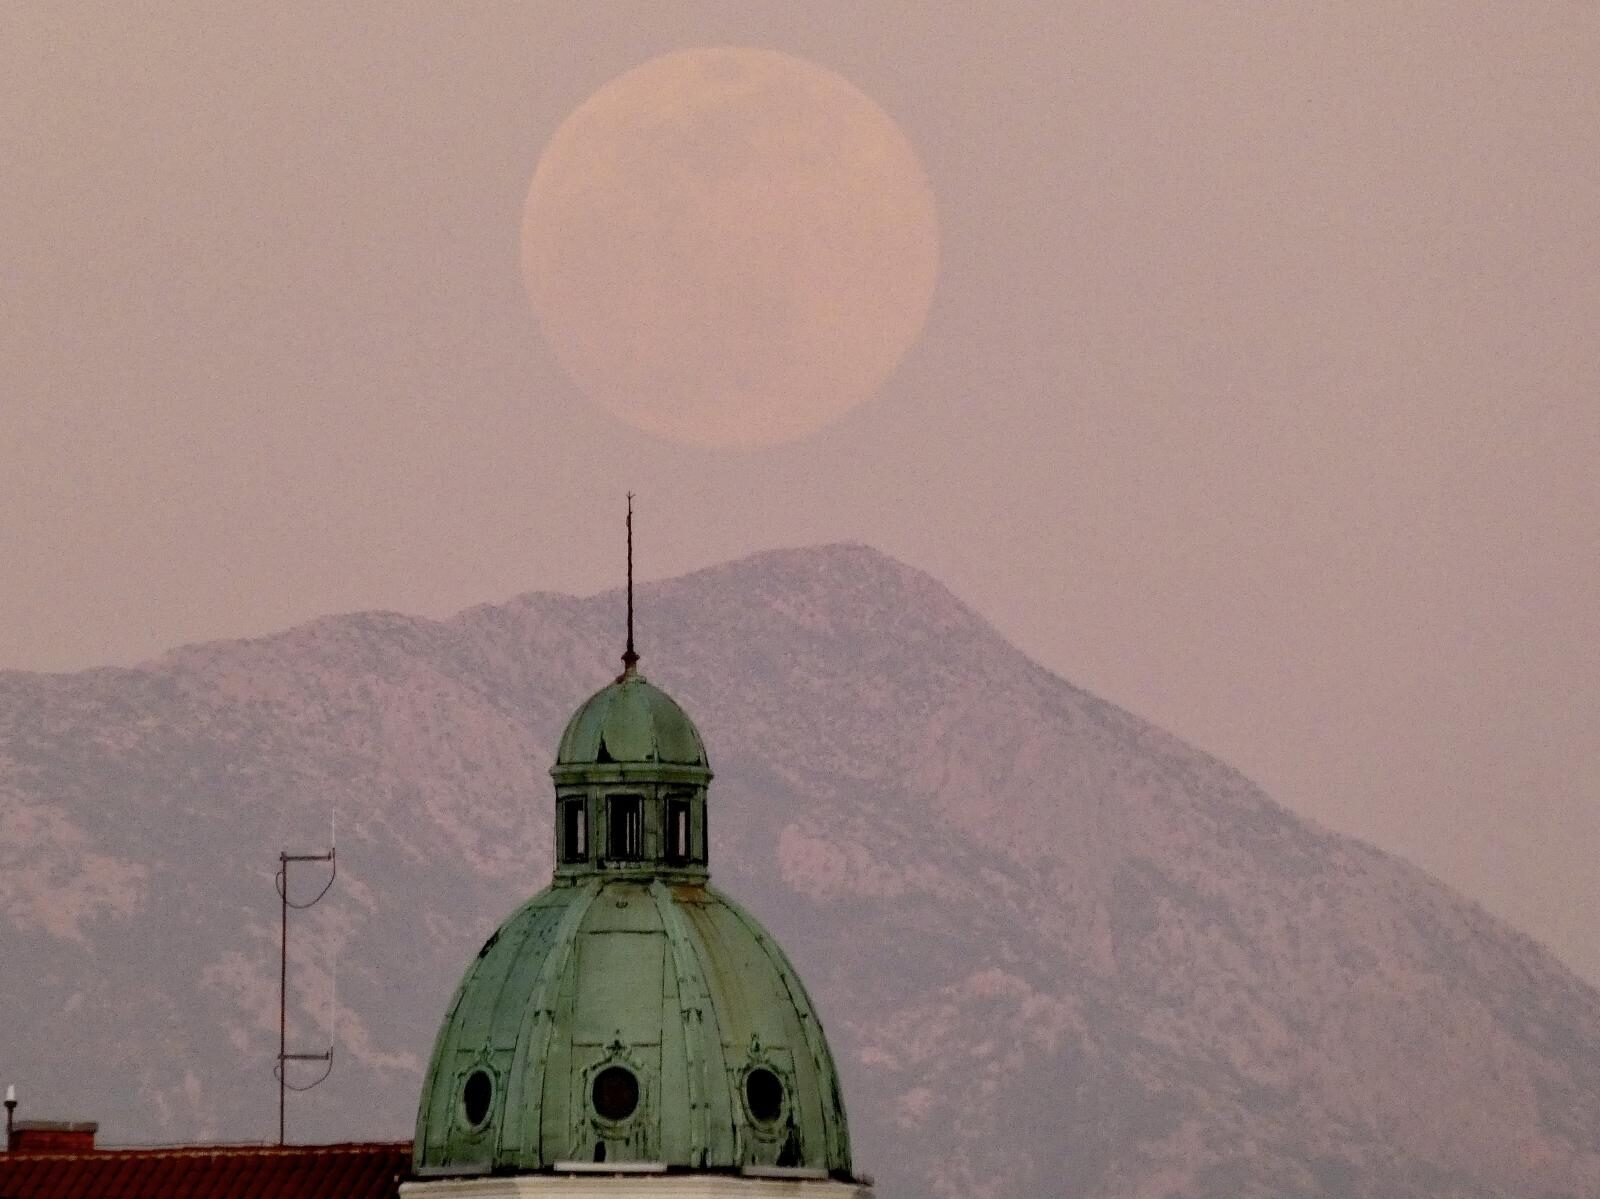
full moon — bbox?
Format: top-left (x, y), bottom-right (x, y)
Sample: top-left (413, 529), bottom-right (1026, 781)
top-left (522, 47), bottom-right (939, 448)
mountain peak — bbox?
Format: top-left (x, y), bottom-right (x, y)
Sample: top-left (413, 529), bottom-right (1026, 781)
top-left (2, 548), bottom-right (1598, 1198)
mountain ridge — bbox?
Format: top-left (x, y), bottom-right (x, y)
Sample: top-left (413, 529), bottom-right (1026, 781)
top-left (2, 543), bottom-right (1597, 1198)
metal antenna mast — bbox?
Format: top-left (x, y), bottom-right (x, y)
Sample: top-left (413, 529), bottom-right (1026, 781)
top-left (275, 833), bottom-right (336, 1144)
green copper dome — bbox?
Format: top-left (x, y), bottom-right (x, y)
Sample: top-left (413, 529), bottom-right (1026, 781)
top-left (414, 880), bottom-right (853, 1176)
top-left (414, 667), bottom-right (857, 1181)
top-left (555, 672), bottom-right (709, 772)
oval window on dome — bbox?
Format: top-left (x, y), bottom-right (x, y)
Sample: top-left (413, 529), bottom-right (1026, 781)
top-left (592, 1065), bottom-right (639, 1121)
top-left (745, 1067), bottom-right (785, 1125)
top-left (462, 1068), bottom-right (493, 1129)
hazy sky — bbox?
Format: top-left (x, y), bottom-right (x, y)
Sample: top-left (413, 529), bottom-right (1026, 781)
top-left (4, 4), bottom-right (1597, 982)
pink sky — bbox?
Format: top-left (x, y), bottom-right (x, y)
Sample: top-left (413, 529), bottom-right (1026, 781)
top-left (3, 3), bottom-right (1597, 982)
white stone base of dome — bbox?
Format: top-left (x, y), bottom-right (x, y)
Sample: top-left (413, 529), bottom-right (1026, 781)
top-left (401, 1171), bottom-right (873, 1199)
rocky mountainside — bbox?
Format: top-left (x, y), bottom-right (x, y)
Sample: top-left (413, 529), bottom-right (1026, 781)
top-left (2, 545), bottom-right (1598, 1198)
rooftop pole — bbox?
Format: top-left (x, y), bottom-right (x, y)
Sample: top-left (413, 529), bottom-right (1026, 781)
top-left (621, 493), bottom-right (639, 675)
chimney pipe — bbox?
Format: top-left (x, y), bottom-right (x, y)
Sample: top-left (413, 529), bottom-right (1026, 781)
top-left (9, 1120), bottom-right (98, 1155)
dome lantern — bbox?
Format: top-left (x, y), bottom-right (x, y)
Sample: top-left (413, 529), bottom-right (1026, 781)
top-left (545, 496), bottom-right (714, 883)
top-left (549, 670), bottom-right (713, 881)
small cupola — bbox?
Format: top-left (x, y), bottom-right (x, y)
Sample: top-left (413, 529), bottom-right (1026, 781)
top-left (549, 671), bottom-right (712, 878)
top-left (553, 672), bottom-right (710, 774)
top-left (547, 495), bottom-right (712, 879)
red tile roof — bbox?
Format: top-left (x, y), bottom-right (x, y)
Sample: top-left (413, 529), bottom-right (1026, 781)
top-left (0, 1141), bottom-right (411, 1199)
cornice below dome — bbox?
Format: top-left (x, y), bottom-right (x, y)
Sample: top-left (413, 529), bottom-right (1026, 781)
top-left (400, 1170), bottom-right (874, 1197)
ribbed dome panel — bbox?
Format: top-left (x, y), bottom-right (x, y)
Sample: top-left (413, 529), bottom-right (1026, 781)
top-left (414, 879), bottom-right (853, 1177)
top-left (555, 674), bottom-right (709, 768)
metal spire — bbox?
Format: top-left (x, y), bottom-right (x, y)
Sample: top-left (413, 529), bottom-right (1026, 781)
top-left (621, 493), bottom-right (639, 676)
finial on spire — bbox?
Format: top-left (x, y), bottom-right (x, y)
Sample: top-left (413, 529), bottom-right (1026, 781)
top-left (621, 493), bottom-right (639, 677)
